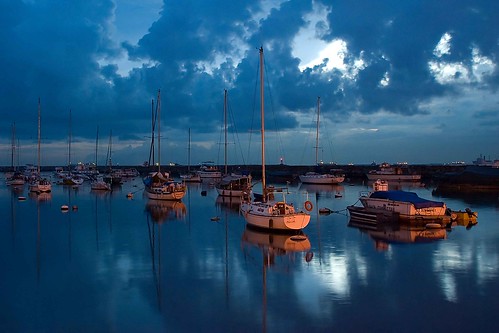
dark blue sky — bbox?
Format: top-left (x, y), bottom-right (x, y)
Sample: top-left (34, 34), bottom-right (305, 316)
top-left (1, 0), bottom-right (498, 167)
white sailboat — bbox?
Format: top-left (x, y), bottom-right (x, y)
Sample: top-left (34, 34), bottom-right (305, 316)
top-left (5, 123), bottom-right (26, 187)
top-left (29, 98), bottom-right (52, 193)
top-left (299, 97), bottom-right (344, 185)
top-left (143, 89), bottom-right (187, 201)
top-left (180, 128), bottom-right (201, 182)
top-left (240, 47), bottom-right (310, 232)
top-left (216, 89), bottom-right (252, 197)
top-left (91, 127), bottom-right (111, 191)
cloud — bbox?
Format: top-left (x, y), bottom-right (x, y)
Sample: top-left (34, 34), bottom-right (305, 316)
top-left (0, 0), bottom-right (498, 166)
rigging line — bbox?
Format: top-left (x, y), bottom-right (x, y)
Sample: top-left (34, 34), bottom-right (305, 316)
top-left (263, 54), bottom-right (286, 162)
top-left (247, 56), bottom-right (260, 165)
top-left (299, 105), bottom-right (316, 165)
top-left (227, 92), bottom-right (247, 166)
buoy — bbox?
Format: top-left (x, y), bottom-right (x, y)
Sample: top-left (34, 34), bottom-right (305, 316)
top-left (201, 190), bottom-right (207, 196)
top-left (319, 207), bottom-right (331, 214)
top-left (18, 196), bottom-right (27, 201)
top-left (61, 205), bottom-right (69, 211)
top-left (425, 223), bottom-right (441, 229)
top-left (72, 205), bottom-right (78, 211)
top-left (126, 192), bottom-right (133, 198)
top-left (304, 200), bottom-right (313, 211)
top-left (211, 216), bottom-right (220, 221)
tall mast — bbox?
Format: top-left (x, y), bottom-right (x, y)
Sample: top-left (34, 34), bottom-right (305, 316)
top-left (259, 47), bottom-right (266, 198)
top-left (224, 89), bottom-right (228, 175)
top-left (187, 128), bottom-right (191, 172)
top-left (315, 96), bottom-right (320, 165)
top-left (95, 126), bottom-right (99, 167)
top-left (11, 122), bottom-right (15, 170)
top-left (149, 98), bottom-right (155, 167)
top-left (37, 97), bottom-right (41, 174)
top-left (157, 89), bottom-right (161, 173)
top-left (68, 109), bottom-right (72, 172)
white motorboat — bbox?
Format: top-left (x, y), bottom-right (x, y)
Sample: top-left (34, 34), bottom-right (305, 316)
top-left (348, 180), bottom-right (452, 225)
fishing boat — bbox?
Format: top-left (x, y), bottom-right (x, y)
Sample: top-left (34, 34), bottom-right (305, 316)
top-left (366, 162), bottom-right (421, 182)
top-left (299, 97), bottom-right (344, 185)
top-left (28, 98), bottom-right (52, 193)
top-left (215, 89), bottom-right (252, 197)
top-left (143, 90), bottom-right (186, 201)
top-left (347, 179), bottom-right (452, 225)
top-left (239, 47), bottom-right (310, 232)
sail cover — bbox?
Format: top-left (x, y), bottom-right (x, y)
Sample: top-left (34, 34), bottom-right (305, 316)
top-left (370, 190), bottom-right (444, 209)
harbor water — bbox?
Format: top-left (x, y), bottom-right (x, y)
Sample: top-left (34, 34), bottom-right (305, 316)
top-left (1, 173), bottom-right (498, 332)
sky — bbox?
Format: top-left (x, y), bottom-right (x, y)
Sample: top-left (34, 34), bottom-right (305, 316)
top-left (1, 0), bottom-right (498, 167)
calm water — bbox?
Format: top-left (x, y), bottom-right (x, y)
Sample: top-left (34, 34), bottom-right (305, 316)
top-left (1, 173), bottom-right (498, 332)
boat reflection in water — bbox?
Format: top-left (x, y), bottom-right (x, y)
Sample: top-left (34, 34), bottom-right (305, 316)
top-left (215, 195), bottom-right (242, 212)
top-left (299, 183), bottom-right (344, 198)
top-left (145, 200), bottom-right (187, 223)
top-left (348, 215), bottom-right (448, 251)
top-left (241, 227), bottom-right (313, 331)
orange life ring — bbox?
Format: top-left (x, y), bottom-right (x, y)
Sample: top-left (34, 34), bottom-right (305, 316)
top-left (304, 200), bottom-right (313, 211)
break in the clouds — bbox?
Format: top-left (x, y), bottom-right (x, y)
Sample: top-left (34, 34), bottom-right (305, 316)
top-left (0, 0), bottom-right (498, 167)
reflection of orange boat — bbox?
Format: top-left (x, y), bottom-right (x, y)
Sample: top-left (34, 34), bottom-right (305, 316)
top-left (241, 226), bottom-right (312, 255)
top-left (349, 217), bottom-right (447, 251)
top-left (145, 200), bottom-right (186, 223)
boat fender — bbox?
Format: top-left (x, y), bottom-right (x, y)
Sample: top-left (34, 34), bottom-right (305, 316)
top-left (304, 200), bottom-right (313, 212)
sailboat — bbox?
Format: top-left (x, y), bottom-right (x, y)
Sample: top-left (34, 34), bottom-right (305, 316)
top-left (143, 89), bottom-right (187, 201)
top-left (28, 98), bottom-right (52, 193)
top-left (299, 97), bottom-right (345, 185)
top-left (239, 47), bottom-right (310, 231)
top-left (216, 89), bottom-right (252, 197)
top-left (60, 110), bottom-right (84, 186)
top-left (91, 127), bottom-right (111, 191)
top-left (5, 123), bottom-right (26, 187)
top-left (180, 128), bottom-right (201, 182)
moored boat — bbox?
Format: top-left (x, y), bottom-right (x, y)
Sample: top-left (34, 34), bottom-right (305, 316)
top-left (143, 90), bottom-right (186, 201)
top-left (366, 162), bottom-right (421, 182)
top-left (347, 179), bottom-right (452, 226)
top-left (239, 47), bottom-right (310, 232)
top-left (299, 97), bottom-right (344, 185)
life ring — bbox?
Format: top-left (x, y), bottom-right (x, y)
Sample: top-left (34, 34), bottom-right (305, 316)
top-left (304, 200), bottom-right (313, 211)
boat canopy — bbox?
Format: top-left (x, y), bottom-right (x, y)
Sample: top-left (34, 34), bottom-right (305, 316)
top-left (369, 190), bottom-right (445, 209)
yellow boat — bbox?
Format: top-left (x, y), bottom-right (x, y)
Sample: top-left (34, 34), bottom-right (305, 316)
top-left (452, 208), bottom-right (478, 226)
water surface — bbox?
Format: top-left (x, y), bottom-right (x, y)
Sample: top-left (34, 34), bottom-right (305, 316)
top-left (1, 174), bottom-right (498, 332)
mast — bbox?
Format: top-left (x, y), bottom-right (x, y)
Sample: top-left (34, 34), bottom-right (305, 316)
top-left (224, 89), bottom-right (228, 175)
top-left (187, 128), bottom-right (191, 172)
top-left (37, 98), bottom-right (41, 174)
top-left (95, 126), bottom-right (99, 168)
top-left (315, 96), bottom-right (320, 165)
top-left (68, 109), bottom-right (72, 173)
top-left (156, 89), bottom-right (161, 173)
top-left (149, 98), bottom-right (155, 167)
top-left (11, 122), bottom-right (15, 171)
top-left (259, 47), bottom-right (266, 199)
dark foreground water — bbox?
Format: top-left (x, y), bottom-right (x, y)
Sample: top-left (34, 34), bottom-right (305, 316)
top-left (1, 173), bottom-right (498, 332)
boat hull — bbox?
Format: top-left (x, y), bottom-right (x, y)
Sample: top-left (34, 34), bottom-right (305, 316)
top-left (144, 186), bottom-right (186, 201)
top-left (299, 173), bottom-right (345, 184)
top-left (366, 174), bottom-right (421, 181)
top-left (240, 201), bottom-right (310, 231)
